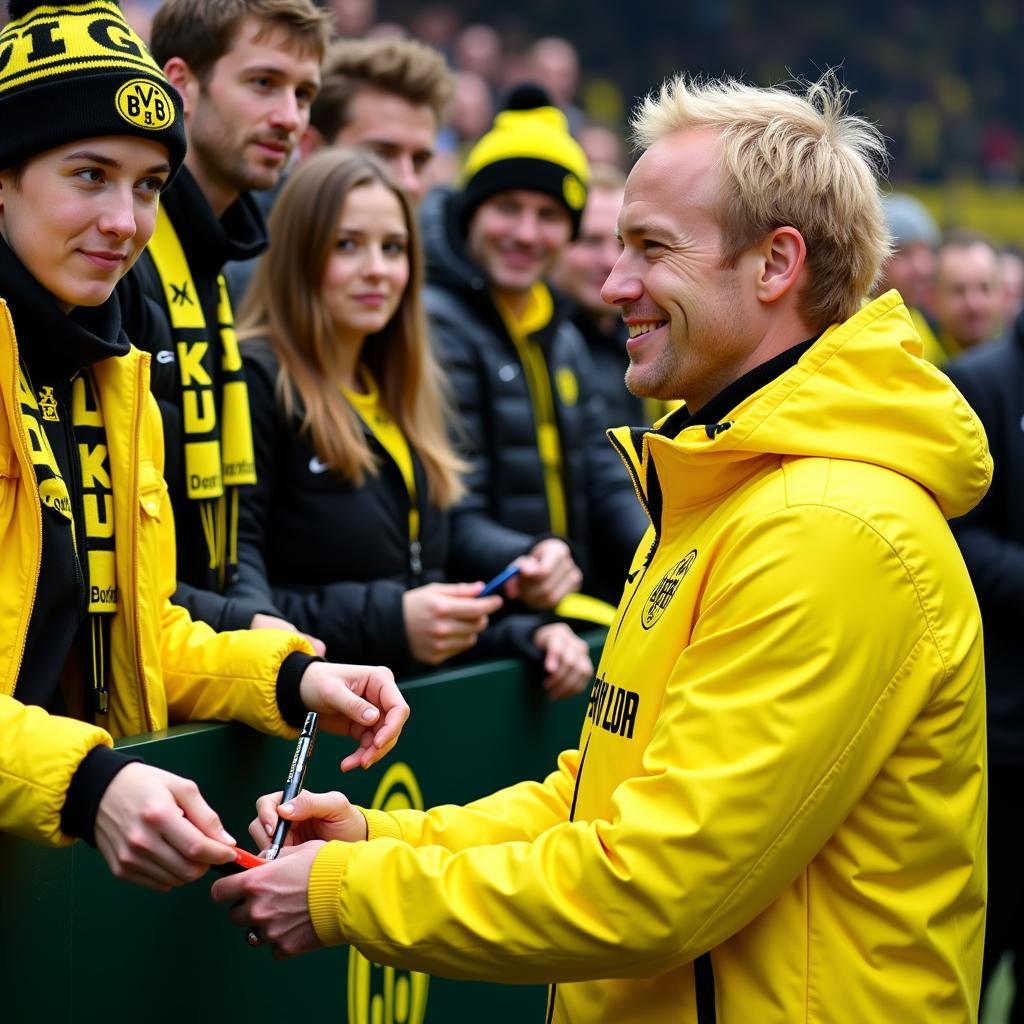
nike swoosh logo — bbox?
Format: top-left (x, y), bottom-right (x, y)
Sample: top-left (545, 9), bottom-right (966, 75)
top-left (626, 569), bottom-right (640, 584)
top-left (308, 456), bottom-right (330, 475)
top-left (155, 350), bottom-right (176, 364)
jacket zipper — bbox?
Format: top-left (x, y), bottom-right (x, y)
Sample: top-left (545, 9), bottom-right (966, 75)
top-left (694, 952), bottom-right (717, 1023)
top-left (61, 374), bottom-right (88, 615)
top-left (127, 355), bottom-right (155, 730)
top-left (606, 432), bottom-right (662, 645)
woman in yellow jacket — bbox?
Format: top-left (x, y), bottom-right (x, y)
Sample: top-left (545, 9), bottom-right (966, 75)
top-left (0, 0), bottom-right (406, 890)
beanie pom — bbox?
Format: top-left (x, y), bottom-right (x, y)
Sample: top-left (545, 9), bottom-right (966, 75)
top-left (502, 82), bottom-right (553, 112)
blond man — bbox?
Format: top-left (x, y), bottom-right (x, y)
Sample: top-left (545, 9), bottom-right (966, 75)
top-left (214, 75), bottom-right (989, 1024)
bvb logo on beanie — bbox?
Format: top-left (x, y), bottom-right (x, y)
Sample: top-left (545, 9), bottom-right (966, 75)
top-left (0, 0), bottom-right (186, 175)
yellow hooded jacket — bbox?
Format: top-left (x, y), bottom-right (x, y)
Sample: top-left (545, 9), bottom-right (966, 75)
top-left (308, 292), bottom-right (990, 1023)
top-left (0, 298), bottom-right (312, 847)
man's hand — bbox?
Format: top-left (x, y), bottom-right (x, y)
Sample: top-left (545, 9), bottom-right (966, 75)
top-left (505, 538), bottom-right (582, 609)
top-left (248, 789), bottom-right (368, 850)
top-left (299, 662), bottom-right (409, 771)
top-left (211, 842), bottom-right (325, 959)
top-left (94, 763), bottom-right (236, 891)
top-left (250, 612), bottom-right (327, 657)
top-left (533, 623), bottom-right (593, 700)
top-left (402, 582), bottom-right (503, 664)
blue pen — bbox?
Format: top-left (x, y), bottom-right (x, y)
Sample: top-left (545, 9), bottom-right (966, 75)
top-left (478, 563), bottom-right (521, 597)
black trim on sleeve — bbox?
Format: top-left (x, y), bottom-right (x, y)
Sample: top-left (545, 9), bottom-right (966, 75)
top-left (60, 745), bottom-right (141, 847)
top-left (275, 651), bottom-right (322, 730)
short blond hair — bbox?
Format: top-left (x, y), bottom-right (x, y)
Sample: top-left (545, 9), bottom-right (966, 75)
top-left (632, 73), bottom-right (890, 328)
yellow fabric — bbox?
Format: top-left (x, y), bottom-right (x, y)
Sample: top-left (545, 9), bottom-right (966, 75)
top-left (16, 366), bottom-right (118, 711)
top-left (0, 298), bottom-right (312, 848)
top-left (343, 368), bottom-right (419, 546)
top-left (308, 292), bottom-right (989, 1022)
top-left (0, 2), bottom-right (166, 95)
top-left (554, 592), bottom-right (616, 627)
top-left (909, 306), bottom-right (949, 366)
top-left (461, 105), bottom-right (589, 189)
top-left (495, 283), bottom-right (569, 537)
top-left (147, 206), bottom-right (256, 584)
top-left (643, 397), bottom-right (683, 424)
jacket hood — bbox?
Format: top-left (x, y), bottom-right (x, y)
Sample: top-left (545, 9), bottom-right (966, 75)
top-left (611, 291), bottom-right (992, 521)
top-left (420, 185), bottom-right (487, 294)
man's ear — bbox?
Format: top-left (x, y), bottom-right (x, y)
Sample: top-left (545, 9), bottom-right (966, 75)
top-left (297, 125), bottom-right (324, 161)
top-left (162, 57), bottom-right (199, 118)
top-left (755, 226), bottom-right (807, 303)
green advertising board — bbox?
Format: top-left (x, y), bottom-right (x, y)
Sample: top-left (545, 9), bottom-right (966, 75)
top-left (0, 640), bottom-right (602, 1023)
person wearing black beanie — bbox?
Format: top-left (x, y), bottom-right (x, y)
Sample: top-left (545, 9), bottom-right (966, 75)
top-left (420, 84), bottom-right (648, 620)
top-left (0, 0), bottom-right (407, 892)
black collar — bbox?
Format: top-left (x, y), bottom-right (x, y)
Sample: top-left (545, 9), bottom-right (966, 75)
top-left (161, 166), bottom-right (268, 278)
top-left (0, 236), bottom-right (129, 383)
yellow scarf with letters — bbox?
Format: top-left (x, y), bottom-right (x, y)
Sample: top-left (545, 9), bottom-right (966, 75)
top-left (17, 366), bottom-right (117, 712)
top-left (145, 205), bottom-right (256, 588)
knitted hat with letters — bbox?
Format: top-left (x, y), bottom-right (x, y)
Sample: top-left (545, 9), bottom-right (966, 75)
top-left (459, 83), bottom-right (590, 238)
top-left (0, 0), bottom-right (186, 174)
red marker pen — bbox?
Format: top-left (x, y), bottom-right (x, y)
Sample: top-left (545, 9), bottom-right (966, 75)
top-left (212, 845), bottom-right (265, 876)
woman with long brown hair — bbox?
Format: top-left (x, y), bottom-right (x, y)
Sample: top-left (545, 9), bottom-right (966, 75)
top-left (233, 148), bottom-right (591, 692)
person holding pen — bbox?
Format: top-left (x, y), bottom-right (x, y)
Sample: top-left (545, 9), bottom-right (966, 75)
top-left (214, 73), bottom-right (987, 1023)
top-left (0, 0), bottom-right (408, 892)
top-left (229, 148), bottom-right (591, 696)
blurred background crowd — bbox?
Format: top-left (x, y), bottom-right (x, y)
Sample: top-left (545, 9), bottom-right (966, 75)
top-left (86, 0), bottom-right (1024, 247)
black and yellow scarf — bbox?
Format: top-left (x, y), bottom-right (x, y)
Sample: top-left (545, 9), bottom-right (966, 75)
top-left (146, 205), bottom-right (256, 589)
top-left (17, 367), bottom-right (117, 713)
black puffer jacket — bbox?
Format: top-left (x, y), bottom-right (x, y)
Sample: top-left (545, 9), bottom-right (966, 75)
top-left (945, 316), bottom-right (1024, 763)
top-left (569, 307), bottom-right (646, 432)
top-left (229, 341), bottom-right (545, 676)
top-left (422, 187), bottom-right (648, 603)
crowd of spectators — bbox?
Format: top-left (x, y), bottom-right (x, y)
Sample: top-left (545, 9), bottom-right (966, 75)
top-left (77, 0), bottom-right (1024, 190)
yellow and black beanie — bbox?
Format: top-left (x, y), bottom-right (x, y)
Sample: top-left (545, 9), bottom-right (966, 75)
top-left (0, 0), bottom-right (186, 175)
top-left (459, 84), bottom-right (590, 238)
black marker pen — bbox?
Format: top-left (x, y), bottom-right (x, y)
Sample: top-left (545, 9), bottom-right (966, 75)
top-left (266, 710), bottom-right (319, 861)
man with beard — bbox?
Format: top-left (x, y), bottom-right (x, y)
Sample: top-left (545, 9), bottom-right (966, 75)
top-left (119, 0), bottom-right (330, 638)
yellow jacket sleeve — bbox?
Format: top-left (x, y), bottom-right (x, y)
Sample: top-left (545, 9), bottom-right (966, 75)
top-left (0, 696), bottom-right (112, 846)
top-left (363, 747), bottom-right (580, 847)
top-left (308, 505), bottom-right (965, 983)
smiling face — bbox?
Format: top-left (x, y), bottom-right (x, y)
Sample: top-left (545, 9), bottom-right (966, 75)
top-left (0, 136), bottom-right (171, 311)
top-left (321, 180), bottom-right (410, 349)
top-left (182, 16), bottom-right (320, 213)
top-left (601, 130), bottom-right (766, 410)
top-left (466, 189), bottom-right (573, 300)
